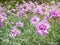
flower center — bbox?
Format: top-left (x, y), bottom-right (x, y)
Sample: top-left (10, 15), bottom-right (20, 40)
top-left (33, 19), bottom-right (37, 21)
top-left (39, 24), bottom-right (46, 30)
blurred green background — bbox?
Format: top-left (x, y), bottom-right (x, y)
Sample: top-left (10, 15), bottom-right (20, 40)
top-left (0, 0), bottom-right (60, 3)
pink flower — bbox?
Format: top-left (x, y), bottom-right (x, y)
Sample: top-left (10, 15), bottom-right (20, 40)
top-left (36, 20), bottom-right (50, 36)
top-left (50, 1), bottom-right (55, 5)
top-left (13, 26), bottom-right (17, 28)
top-left (44, 14), bottom-right (52, 20)
top-left (29, 1), bottom-right (35, 8)
top-left (17, 10), bottom-right (25, 17)
top-left (57, 2), bottom-right (60, 6)
top-left (30, 16), bottom-right (40, 25)
top-left (33, 6), bottom-right (44, 15)
top-left (16, 22), bottom-right (24, 27)
top-left (25, 6), bottom-right (32, 12)
top-left (16, 3), bottom-right (19, 7)
top-left (7, 10), bottom-right (11, 14)
top-left (36, 29), bottom-right (48, 36)
top-left (23, 1), bottom-right (28, 8)
top-left (50, 10), bottom-right (59, 17)
top-left (10, 28), bottom-right (21, 38)
top-left (0, 13), bottom-right (7, 22)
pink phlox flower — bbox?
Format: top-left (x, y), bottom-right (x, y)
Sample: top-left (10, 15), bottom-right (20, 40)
top-left (30, 16), bottom-right (40, 25)
top-left (36, 20), bottom-right (50, 36)
top-left (16, 22), bottom-right (24, 27)
top-left (10, 28), bottom-right (21, 38)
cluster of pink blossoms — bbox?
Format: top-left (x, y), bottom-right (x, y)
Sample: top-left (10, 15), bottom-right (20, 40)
top-left (36, 20), bottom-right (50, 36)
top-left (10, 21), bottom-right (24, 38)
top-left (8, 1), bottom-right (60, 37)
top-left (11, 1), bottom-right (60, 21)
top-left (30, 16), bottom-right (40, 25)
top-left (30, 16), bottom-right (50, 36)
top-left (16, 21), bottom-right (24, 27)
top-left (15, 1), bottom-right (38, 17)
top-left (0, 7), bottom-right (7, 27)
top-left (10, 27), bottom-right (21, 38)
top-left (5, 1), bottom-right (60, 19)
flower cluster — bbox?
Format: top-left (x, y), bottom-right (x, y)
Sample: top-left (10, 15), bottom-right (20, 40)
top-left (10, 27), bottom-right (21, 38)
top-left (16, 21), bottom-right (24, 27)
top-left (16, 1), bottom-right (38, 17)
top-left (10, 21), bottom-right (24, 38)
top-left (36, 20), bottom-right (50, 36)
top-left (30, 16), bottom-right (40, 25)
top-left (13, 1), bottom-right (60, 20)
top-left (30, 16), bottom-right (50, 36)
top-left (0, 7), bottom-right (7, 26)
top-left (33, 5), bottom-right (45, 15)
top-left (0, 13), bottom-right (7, 22)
